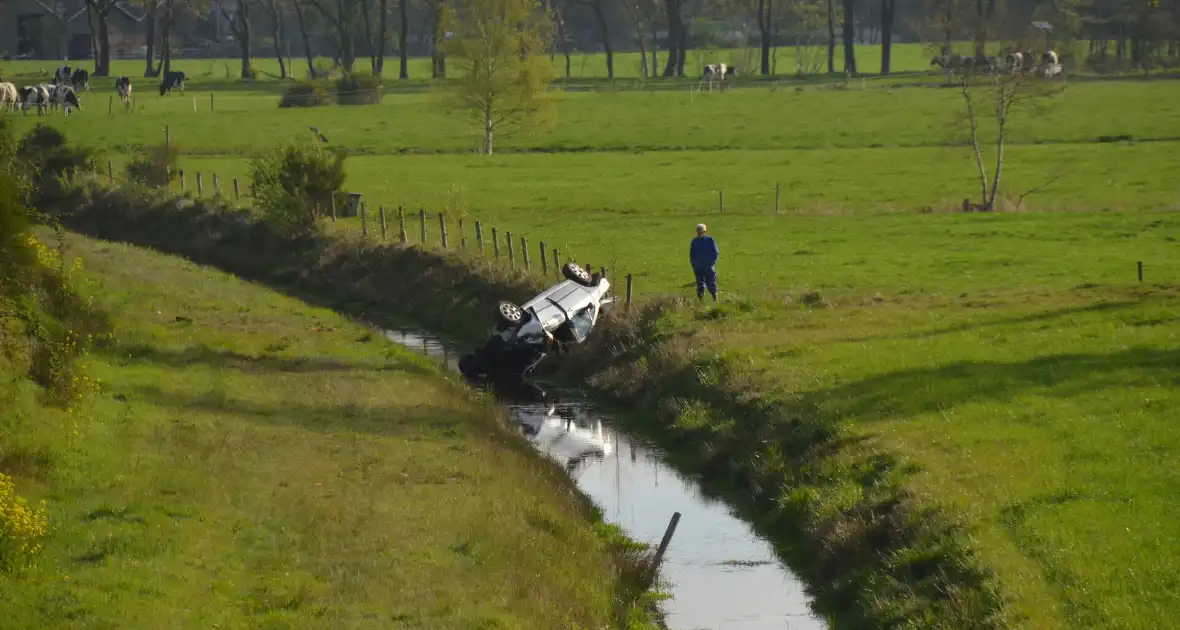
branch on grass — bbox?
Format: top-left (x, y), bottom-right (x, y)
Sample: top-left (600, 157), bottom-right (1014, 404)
top-left (1015, 172), bottom-right (1064, 211)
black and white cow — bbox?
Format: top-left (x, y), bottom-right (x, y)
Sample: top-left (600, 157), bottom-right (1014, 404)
top-left (54, 65), bottom-right (72, 85)
top-left (70, 68), bottom-right (90, 92)
top-left (19, 86), bottom-right (51, 115)
top-left (52, 84), bottom-right (81, 113)
top-left (700, 63), bottom-right (737, 92)
top-left (159, 70), bottom-right (186, 95)
top-left (115, 76), bottom-right (132, 105)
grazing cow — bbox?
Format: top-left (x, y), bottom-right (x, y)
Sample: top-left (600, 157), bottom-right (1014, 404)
top-left (159, 70), bottom-right (186, 95)
top-left (19, 86), bottom-right (51, 115)
top-left (70, 68), bottom-right (90, 92)
top-left (51, 84), bottom-right (81, 114)
top-left (700, 63), bottom-right (737, 91)
top-left (54, 65), bottom-right (72, 85)
top-left (115, 76), bottom-right (132, 105)
top-left (0, 82), bottom-right (18, 112)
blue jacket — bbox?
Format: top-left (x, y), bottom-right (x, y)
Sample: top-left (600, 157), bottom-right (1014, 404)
top-left (690, 235), bottom-right (719, 270)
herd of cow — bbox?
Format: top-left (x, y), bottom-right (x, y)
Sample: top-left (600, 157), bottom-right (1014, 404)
top-left (930, 49), bottom-right (1063, 77)
top-left (0, 65), bottom-right (189, 116)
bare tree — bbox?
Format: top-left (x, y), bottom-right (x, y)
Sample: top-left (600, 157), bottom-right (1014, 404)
top-left (310, 0), bottom-right (359, 73)
top-left (955, 67), bottom-right (1064, 211)
top-left (398, 0), bottom-right (410, 77)
top-left (571, 0), bottom-right (615, 78)
top-left (219, 0), bottom-right (256, 78)
top-left (293, 0), bottom-right (318, 77)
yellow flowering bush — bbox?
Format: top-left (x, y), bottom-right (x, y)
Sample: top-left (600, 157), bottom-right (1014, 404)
top-left (0, 473), bottom-right (48, 573)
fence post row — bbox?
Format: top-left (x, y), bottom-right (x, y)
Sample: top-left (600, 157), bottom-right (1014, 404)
top-left (539, 241), bottom-right (548, 275)
top-left (196, 172), bottom-right (203, 196)
top-left (492, 228), bottom-right (500, 259)
top-left (233, 178), bottom-right (241, 200)
top-left (379, 206), bottom-right (388, 239)
top-left (476, 221), bottom-right (484, 253)
top-left (439, 212), bottom-right (448, 249)
top-left (506, 232), bottom-right (514, 268)
top-left (521, 236), bottom-right (530, 272)
top-left (398, 206), bottom-right (407, 243)
top-left (419, 208), bottom-right (427, 244)
top-left (361, 201), bottom-right (368, 237)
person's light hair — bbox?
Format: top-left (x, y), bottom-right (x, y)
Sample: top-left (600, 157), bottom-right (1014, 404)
top-left (696, 223), bottom-right (707, 234)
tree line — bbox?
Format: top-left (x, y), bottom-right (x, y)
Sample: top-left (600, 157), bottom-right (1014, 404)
top-left (20, 0), bottom-right (1180, 78)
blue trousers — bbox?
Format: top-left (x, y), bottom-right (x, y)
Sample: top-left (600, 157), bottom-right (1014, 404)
top-left (693, 266), bottom-right (718, 299)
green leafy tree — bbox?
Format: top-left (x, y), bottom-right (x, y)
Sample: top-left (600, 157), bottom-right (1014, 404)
top-left (439, 0), bottom-right (556, 155)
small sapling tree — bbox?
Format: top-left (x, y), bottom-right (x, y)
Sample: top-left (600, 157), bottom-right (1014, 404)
top-left (954, 60), bottom-right (1065, 211)
top-left (438, 0), bottom-right (556, 155)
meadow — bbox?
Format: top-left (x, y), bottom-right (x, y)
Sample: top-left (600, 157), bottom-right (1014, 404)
top-left (3, 48), bottom-right (1179, 628)
top-left (0, 231), bottom-right (651, 629)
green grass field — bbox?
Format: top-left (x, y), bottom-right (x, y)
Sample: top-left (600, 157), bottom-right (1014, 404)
top-left (0, 232), bottom-right (647, 629)
top-left (4, 48), bottom-right (1179, 628)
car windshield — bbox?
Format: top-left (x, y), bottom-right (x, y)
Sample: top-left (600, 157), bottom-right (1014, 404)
top-left (566, 305), bottom-right (596, 343)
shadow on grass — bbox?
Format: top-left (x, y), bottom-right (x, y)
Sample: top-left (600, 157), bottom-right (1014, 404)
top-left (835, 300), bottom-right (1142, 345)
top-left (806, 346), bottom-right (1180, 423)
top-left (105, 342), bottom-right (440, 378)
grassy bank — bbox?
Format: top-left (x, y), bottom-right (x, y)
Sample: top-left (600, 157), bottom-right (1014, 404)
top-left (1, 227), bottom-right (662, 629)
top-left (48, 182), bottom-right (1013, 628)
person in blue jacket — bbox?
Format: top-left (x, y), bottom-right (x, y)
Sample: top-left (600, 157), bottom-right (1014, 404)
top-left (689, 223), bottom-right (719, 302)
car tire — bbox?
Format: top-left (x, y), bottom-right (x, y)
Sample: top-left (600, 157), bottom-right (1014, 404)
top-left (496, 301), bottom-right (525, 327)
top-left (562, 262), bottom-right (594, 287)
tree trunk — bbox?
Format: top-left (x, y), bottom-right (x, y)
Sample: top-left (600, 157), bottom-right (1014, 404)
top-left (662, 0), bottom-right (681, 76)
top-left (484, 107), bottom-right (493, 155)
top-left (375, 0), bottom-right (388, 75)
top-left (239, 0), bottom-right (252, 78)
top-left (86, 3), bottom-right (99, 69)
top-left (879, 0), bottom-right (894, 74)
top-left (158, 0), bottom-right (174, 75)
top-left (145, 0), bottom-right (158, 77)
top-left (431, 0), bottom-right (445, 78)
top-left (96, 9), bottom-right (111, 76)
top-left (826, 0), bottom-right (836, 73)
top-left (650, 24), bottom-right (658, 76)
top-left (556, 9), bottom-right (573, 78)
top-left (588, 2), bottom-right (614, 79)
top-left (272, 4), bottom-right (287, 78)
top-left (294, 0), bottom-right (316, 77)
top-left (398, 0), bottom-right (409, 78)
top-left (757, 0), bottom-right (772, 75)
top-left (841, 0), bottom-right (856, 74)
top-left (676, 19), bottom-right (687, 75)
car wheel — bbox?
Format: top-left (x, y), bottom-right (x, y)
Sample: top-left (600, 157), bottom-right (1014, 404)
top-left (562, 262), bottom-right (594, 287)
top-left (496, 301), bottom-right (525, 327)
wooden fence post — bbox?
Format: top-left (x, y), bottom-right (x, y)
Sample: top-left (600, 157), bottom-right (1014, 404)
top-left (476, 221), bottom-right (485, 253)
top-left (419, 208), bottom-right (427, 245)
top-left (506, 231), bottom-right (514, 268)
top-left (521, 236), bottom-right (530, 272)
top-left (210, 93), bottom-right (214, 111)
top-left (1138, 261), bottom-right (1144, 282)
top-left (552, 248), bottom-right (559, 275)
top-left (212, 173), bottom-right (220, 197)
top-left (646, 513), bottom-right (682, 587)
top-left (492, 228), bottom-right (500, 260)
top-left (718, 189), bottom-right (724, 213)
top-left (458, 219), bottom-right (466, 250)
top-left (540, 241), bottom-right (548, 275)
top-left (196, 172), bottom-right (203, 196)
top-left (233, 178), bottom-right (240, 200)
top-left (626, 274), bottom-right (634, 310)
top-left (164, 124), bottom-right (170, 150)
top-left (361, 201), bottom-right (368, 237)
top-left (379, 206), bottom-right (387, 239)
top-left (398, 206), bottom-right (407, 242)
top-left (108, 95), bottom-right (113, 115)
top-left (775, 182), bottom-right (781, 214)
top-left (439, 212), bottom-right (448, 249)
top-left (330, 197), bottom-right (337, 222)
top-left (106, 159), bottom-right (113, 184)
top-left (179, 170), bottom-right (186, 191)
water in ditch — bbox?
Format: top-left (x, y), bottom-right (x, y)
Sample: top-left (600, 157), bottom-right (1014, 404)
top-left (386, 328), bottom-right (826, 630)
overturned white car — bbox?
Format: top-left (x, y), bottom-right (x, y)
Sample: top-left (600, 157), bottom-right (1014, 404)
top-left (458, 262), bottom-right (612, 389)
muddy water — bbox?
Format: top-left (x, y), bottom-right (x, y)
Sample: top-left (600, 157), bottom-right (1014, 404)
top-left (387, 328), bottom-right (826, 630)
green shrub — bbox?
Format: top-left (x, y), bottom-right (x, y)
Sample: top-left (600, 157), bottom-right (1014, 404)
top-left (125, 144), bottom-right (180, 188)
top-left (279, 79), bottom-right (335, 108)
top-left (336, 73), bottom-right (383, 106)
top-left (15, 125), bottom-right (94, 204)
top-left (249, 139), bottom-right (347, 233)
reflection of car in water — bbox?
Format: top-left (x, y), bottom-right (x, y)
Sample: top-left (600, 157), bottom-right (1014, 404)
top-left (515, 403), bottom-right (611, 474)
top-left (458, 262), bottom-right (613, 396)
